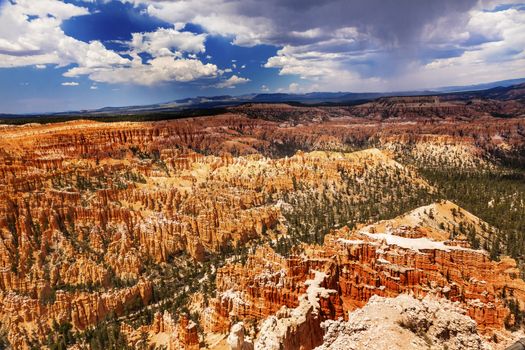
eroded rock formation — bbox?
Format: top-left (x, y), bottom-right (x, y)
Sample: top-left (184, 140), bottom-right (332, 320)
top-left (205, 202), bottom-right (525, 348)
top-left (0, 104), bottom-right (523, 348)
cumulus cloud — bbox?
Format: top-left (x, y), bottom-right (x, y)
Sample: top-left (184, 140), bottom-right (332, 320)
top-left (0, 0), bottom-right (219, 86)
top-left (287, 82), bottom-right (299, 93)
top-left (65, 56), bottom-right (218, 85)
top-left (0, 0), bottom-right (127, 68)
top-left (62, 82), bottom-right (79, 86)
top-left (122, 0), bottom-right (274, 46)
top-left (412, 8), bottom-right (525, 89)
top-left (265, 48), bottom-right (343, 79)
top-left (129, 27), bottom-right (206, 57)
top-left (214, 75), bottom-right (250, 88)
top-left (64, 26), bottom-right (219, 86)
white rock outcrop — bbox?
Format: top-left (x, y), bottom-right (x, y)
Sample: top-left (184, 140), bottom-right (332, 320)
top-left (228, 322), bottom-right (254, 350)
top-left (315, 294), bottom-right (491, 350)
top-left (253, 270), bottom-right (334, 350)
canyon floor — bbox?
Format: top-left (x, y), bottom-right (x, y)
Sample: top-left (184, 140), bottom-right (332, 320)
top-left (0, 91), bottom-right (525, 349)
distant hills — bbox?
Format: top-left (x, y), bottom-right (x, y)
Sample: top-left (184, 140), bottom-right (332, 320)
top-left (1, 78), bottom-right (524, 118)
top-left (432, 78), bottom-right (525, 93)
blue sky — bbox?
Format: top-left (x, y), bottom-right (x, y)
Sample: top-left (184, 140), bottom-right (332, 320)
top-left (0, 0), bottom-right (524, 113)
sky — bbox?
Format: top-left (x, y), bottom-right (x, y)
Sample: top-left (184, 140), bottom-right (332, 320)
top-left (0, 0), bottom-right (524, 113)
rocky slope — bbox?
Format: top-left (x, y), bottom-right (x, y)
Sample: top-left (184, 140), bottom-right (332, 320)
top-left (202, 201), bottom-right (525, 349)
top-left (316, 294), bottom-right (491, 350)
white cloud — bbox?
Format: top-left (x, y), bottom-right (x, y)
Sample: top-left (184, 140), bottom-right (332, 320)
top-left (90, 85), bottom-right (98, 90)
top-left (130, 27), bottom-right (206, 57)
top-left (62, 82), bottom-right (79, 86)
top-left (214, 75), bottom-right (250, 88)
top-left (261, 84), bottom-right (269, 92)
top-left (0, 0), bottom-right (129, 68)
top-left (66, 26), bottom-right (218, 86)
top-left (265, 47), bottom-right (343, 79)
top-left (276, 82), bottom-right (323, 94)
top-left (0, 0), bottom-right (219, 86)
top-left (66, 56), bottom-right (218, 85)
top-left (415, 8), bottom-right (525, 88)
top-left (288, 82), bottom-right (299, 93)
top-left (290, 28), bottom-right (324, 40)
top-left (122, 0), bottom-right (274, 46)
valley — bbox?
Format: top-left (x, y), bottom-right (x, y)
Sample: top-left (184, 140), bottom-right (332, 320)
top-left (0, 88), bottom-right (524, 349)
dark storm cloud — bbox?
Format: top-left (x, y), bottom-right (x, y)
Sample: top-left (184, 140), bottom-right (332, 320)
top-left (126, 0), bottom-right (524, 89)
top-left (233, 0), bottom-right (478, 47)
top-left (139, 0), bottom-right (491, 79)
top-left (234, 0), bottom-right (486, 79)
